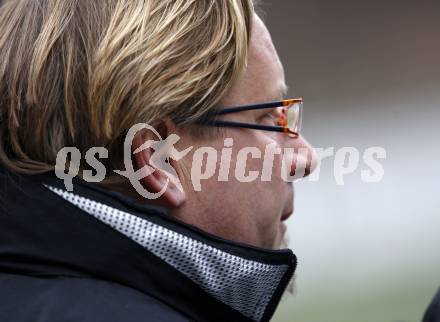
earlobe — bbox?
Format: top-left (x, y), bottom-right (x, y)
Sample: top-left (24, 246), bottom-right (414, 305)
top-left (132, 128), bottom-right (186, 208)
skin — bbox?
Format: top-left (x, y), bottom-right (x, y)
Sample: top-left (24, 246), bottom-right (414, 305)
top-left (129, 15), bottom-right (317, 249)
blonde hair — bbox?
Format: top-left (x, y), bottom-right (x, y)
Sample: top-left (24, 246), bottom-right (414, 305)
top-left (0, 0), bottom-right (253, 175)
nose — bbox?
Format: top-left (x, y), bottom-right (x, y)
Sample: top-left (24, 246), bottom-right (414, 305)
top-left (283, 134), bottom-right (318, 180)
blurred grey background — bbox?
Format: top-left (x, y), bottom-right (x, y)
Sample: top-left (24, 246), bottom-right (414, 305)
top-left (262, 1), bottom-right (440, 322)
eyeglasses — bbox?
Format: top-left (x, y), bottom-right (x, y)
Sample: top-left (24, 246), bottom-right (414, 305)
top-left (202, 98), bottom-right (303, 138)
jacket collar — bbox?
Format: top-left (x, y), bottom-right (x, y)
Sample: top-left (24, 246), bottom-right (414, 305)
top-left (0, 169), bottom-right (296, 322)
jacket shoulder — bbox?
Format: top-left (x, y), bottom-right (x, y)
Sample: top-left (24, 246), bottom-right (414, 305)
top-left (424, 289), bottom-right (440, 322)
top-left (0, 273), bottom-right (190, 322)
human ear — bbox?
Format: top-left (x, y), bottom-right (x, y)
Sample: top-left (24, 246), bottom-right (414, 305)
top-left (131, 126), bottom-right (187, 208)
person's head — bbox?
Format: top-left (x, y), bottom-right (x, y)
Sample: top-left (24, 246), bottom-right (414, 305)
top-left (0, 0), bottom-right (316, 249)
top-left (168, 15), bottom-right (317, 249)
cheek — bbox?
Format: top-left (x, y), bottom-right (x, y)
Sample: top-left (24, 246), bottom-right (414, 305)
top-left (226, 135), bottom-right (288, 199)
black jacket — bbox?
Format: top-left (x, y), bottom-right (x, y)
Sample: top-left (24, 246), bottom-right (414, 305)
top-left (424, 289), bottom-right (440, 322)
top-left (0, 169), bottom-right (296, 322)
